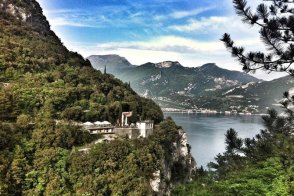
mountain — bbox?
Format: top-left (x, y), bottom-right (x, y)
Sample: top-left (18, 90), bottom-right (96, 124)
top-left (89, 55), bottom-right (270, 112)
top-left (121, 62), bottom-right (260, 97)
top-left (221, 76), bottom-right (294, 111)
top-left (0, 0), bottom-right (91, 74)
top-left (89, 55), bottom-right (294, 113)
top-left (90, 59), bottom-right (260, 95)
top-left (87, 54), bottom-right (134, 74)
top-left (0, 0), bottom-right (164, 123)
top-left (196, 63), bottom-right (260, 83)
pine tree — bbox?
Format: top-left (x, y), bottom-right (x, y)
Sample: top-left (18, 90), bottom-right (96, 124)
top-left (221, 0), bottom-right (294, 76)
top-left (7, 145), bottom-right (29, 195)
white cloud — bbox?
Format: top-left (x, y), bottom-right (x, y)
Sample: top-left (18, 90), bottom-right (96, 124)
top-left (169, 16), bottom-right (258, 37)
top-left (153, 6), bottom-right (215, 21)
top-left (169, 15), bottom-right (267, 53)
top-left (48, 17), bottom-right (101, 28)
top-left (93, 36), bottom-right (224, 54)
top-left (40, 0), bottom-right (286, 81)
top-left (170, 16), bottom-right (227, 32)
top-left (61, 34), bottom-right (285, 80)
top-left (41, 5), bottom-right (135, 28)
top-left (172, 6), bottom-right (215, 19)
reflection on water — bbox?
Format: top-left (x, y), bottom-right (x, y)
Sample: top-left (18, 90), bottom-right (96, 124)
top-left (164, 113), bottom-right (264, 168)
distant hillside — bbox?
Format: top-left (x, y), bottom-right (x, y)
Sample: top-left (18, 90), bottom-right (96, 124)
top-left (195, 63), bottom-right (260, 83)
top-left (91, 55), bottom-right (284, 112)
top-left (89, 55), bottom-right (294, 113)
top-left (87, 55), bottom-right (134, 74)
top-left (89, 58), bottom-right (260, 94)
top-left (123, 62), bottom-right (260, 96)
top-left (221, 76), bottom-right (294, 111)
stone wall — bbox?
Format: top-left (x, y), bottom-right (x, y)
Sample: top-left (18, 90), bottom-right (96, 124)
top-left (113, 128), bottom-right (140, 139)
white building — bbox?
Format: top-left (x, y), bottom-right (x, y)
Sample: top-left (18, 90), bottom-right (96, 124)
top-left (82, 121), bottom-right (113, 134)
top-left (136, 121), bottom-right (154, 138)
top-left (82, 119), bottom-right (154, 138)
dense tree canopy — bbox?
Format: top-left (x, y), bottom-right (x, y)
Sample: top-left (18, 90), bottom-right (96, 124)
top-left (0, 0), bottom-right (184, 195)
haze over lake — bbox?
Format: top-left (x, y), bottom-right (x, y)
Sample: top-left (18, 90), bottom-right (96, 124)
top-left (164, 113), bottom-right (264, 168)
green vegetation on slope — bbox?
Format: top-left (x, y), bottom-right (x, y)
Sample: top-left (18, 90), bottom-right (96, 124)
top-left (1, 117), bottom-right (187, 195)
top-left (0, 0), bottom-right (163, 123)
top-left (0, 0), bottom-right (197, 195)
top-left (173, 107), bottom-right (294, 195)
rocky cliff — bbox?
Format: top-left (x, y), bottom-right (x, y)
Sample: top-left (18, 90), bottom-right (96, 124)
top-left (151, 128), bottom-right (196, 195)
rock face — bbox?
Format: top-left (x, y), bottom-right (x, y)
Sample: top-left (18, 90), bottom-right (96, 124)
top-left (151, 129), bottom-right (196, 195)
top-left (155, 61), bottom-right (182, 68)
top-left (1, 0), bottom-right (51, 33)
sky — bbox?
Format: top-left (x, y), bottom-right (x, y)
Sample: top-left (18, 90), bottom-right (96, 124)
top-left (36, 0), bottom-right (286, 80)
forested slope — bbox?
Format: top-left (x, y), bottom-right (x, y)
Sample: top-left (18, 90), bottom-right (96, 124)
top-left (0, 0), bottom-right (195, 194)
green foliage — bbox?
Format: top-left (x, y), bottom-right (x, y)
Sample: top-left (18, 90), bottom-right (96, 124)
top-left (0, 117), bottom-right (185, 195)
top-left (68, 119), bottom-right (184, 195)
top-left (173, 106), bottom-right (294, 195)
top-left (7, 145), bottom-right (29, 195)
top-left (0, 0), bottom-right (180, 195)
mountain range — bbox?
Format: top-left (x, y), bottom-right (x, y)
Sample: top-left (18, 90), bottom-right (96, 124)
top-left (88, 55), bottom-right (294, 113)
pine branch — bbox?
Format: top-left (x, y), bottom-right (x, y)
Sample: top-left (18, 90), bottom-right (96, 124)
top-left (222, 0), bottom-right (294, 76)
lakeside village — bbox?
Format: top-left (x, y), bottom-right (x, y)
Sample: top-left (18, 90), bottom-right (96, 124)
top-left (161, 107), bottom-right (265, 116)
top-left (153, 96), bottom-right (265, 115)
top-left (77, 112), bottom-right (154, 152)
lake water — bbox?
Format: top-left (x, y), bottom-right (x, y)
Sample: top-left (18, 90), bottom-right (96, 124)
top-left (164, 113), bottom-right (265, 168)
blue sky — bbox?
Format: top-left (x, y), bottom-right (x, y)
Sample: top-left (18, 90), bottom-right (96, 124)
top-left (37, 0), bottom-right (284, 80)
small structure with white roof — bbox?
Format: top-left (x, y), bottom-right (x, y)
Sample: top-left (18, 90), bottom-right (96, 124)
top-left (82, 121), bottom-right (114, 134)
top-left (83, 122), bottom-right (94, 126)
top-left (81, 114), bottom-right (154, 139)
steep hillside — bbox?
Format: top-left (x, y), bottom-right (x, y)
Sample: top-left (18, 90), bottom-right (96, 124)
top-left (195, 63), bottom-right (260, 83)
top-left (0, 0), bottom-right (163, 122)
top-left (0, 0), bottom-right (91, 75)
top-left (222, 76), bottom-right (294, 111)
top-left (0, 0), bottom-right (196, 195)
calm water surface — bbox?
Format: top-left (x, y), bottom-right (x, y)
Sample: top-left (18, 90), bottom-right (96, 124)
top-left (164, 113), bottom-right (264, 168)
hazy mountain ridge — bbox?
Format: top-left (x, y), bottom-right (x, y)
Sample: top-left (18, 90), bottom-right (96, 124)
top-left (221, 76), bottom-right (294, 109)
top-left (87, 54), bottom-right (135, 73)
top-left (89, 55), bottom-right (292, 113)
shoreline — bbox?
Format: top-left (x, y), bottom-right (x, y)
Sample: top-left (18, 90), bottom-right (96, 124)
top-left (163, 110), bottom-right (267, 116)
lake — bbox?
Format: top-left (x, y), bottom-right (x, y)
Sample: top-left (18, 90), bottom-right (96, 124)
top-left (164, 113), bottom-right (265, 168)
